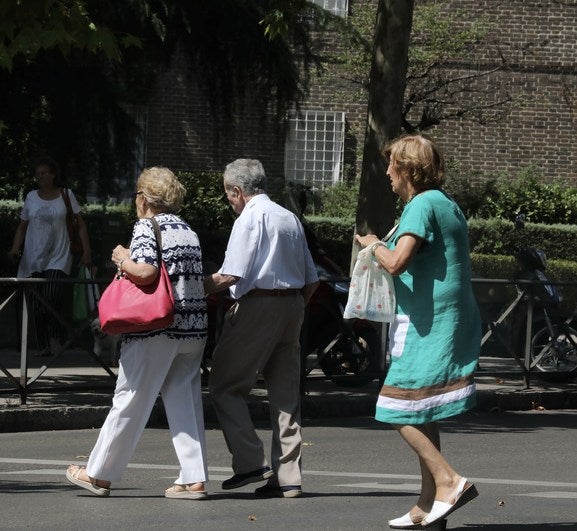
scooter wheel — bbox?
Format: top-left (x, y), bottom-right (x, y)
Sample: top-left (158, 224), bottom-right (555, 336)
top-left (319, 327), bottom-right (382, 387)
top-left (530, 325), bottom-right (577, 381)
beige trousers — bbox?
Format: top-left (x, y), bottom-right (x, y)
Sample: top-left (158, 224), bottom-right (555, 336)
top-left (209, 293), bottom-right (304, 487)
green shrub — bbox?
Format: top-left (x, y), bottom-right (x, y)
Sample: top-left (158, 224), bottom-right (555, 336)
top-left (444, 162), bottom-right (501, 219)
top-left (447, 165), bottom-right (577, 224)
top-left (318, 182), bottom-right (359, 218)
top-left (468, 218), bottom-right (577, 262)
top-left (177, 172), bottom-right (235, 232)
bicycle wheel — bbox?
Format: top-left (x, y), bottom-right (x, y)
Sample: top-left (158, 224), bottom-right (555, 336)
top-left (319, 327), bottom-right (381, 387)
top-left (530, 324), bottom-right (577, 380)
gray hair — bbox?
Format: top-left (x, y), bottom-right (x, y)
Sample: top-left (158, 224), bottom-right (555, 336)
top-left (223, 159), bottom-right (267, 196)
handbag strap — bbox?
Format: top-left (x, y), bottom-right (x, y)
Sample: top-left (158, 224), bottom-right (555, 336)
top-left (383, 223), bottom-right (399, 243)
top-left (61, 188), bottom-right (73, 216)
top-left (149, 217), bottom-right (164, 267)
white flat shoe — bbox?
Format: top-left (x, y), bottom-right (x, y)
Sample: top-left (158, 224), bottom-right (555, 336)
top-left (421, 477), bottom-right (478, 527)
top-left (388, 511), bottom-right (423, 529)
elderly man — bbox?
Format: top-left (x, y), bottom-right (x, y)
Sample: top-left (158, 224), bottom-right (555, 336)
top-left (204, 158), bottom-right (319, 498)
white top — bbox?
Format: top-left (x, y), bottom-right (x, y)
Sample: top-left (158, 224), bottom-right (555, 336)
top-left (220, 194), bottom-right (319, 299)
top-left (17, 189), bottom-right (80, 277)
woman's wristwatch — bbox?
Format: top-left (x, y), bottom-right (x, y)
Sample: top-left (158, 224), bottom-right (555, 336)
top-left (370, 241), bottom-right (385, 255)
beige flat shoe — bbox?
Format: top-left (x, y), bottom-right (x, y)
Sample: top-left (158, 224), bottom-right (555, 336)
top-left (165, 483), bottom-right (208, 500)
top-left (65, 465), bottom-right (110, 497)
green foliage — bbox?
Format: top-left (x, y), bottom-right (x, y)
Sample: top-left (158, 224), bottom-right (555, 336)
top-left (0, 0), bottom-right (135, 71)
top-left (318, 182), bottom-right (359, 218)
top-left (409, 3), bottom-right (489, 75)
top-left (443, 161), bottom-right (500, 219)
top-left (471, 253), bottom-right (577, 316)
top-left (478, 167), bottom-right (577, 224)
top-left (468, 218), bottom-right (577, 262)
top-left (0, 0), bottom-right (326, 200)
top-left (447, 165), bottom-right (577, 225)
top-left (327, 0), bottom-right (508, 133)
top-left (177, 172), bottom-right (235, 232)
top-left (467, 218), bottom-right (514, 256)
top-left (304, 214), bottom-right (577, 275)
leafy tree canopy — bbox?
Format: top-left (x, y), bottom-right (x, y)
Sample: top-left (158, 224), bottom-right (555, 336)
top-left (0, 0), bottom-right (328, 200)
top-left (330, 0), bottom-right (512, 134)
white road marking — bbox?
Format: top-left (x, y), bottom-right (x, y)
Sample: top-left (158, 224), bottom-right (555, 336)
top-left (334, 482), bottom-right (420, 491)
top-left (1, 458), bottom-right (577, 492)
top-left (515, 491), bottom-right (577, 499)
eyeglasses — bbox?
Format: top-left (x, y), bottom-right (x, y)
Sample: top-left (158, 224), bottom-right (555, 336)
top-left (134, 191), bottom-right (144, 199)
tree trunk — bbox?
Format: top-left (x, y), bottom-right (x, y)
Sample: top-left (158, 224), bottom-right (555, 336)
top-left (352, 0), bottom-right (414, 271)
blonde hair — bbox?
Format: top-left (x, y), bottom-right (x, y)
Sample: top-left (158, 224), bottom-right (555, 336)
top-left (382, 134), bottom-right (445, 189)
top-left (137, 166), bottom-right (186, 213)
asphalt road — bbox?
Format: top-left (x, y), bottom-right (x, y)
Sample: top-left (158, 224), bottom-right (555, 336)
top-left (1, 410), bottom-right (576, 530)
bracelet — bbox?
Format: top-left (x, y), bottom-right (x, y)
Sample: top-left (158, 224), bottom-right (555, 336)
top-left (370, 241), bottom-right (385, 255)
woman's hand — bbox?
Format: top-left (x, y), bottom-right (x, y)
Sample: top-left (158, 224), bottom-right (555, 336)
top-left (7, 250), bottom-right (20, 263)
top-left (111, 244), bottom-right (157, 285)
top-left (355, 234), bottom-right (380, 249)
top-left (111, 245), bottom-right (130, 269)
top-left (80, 249), bottom-right (92, 266)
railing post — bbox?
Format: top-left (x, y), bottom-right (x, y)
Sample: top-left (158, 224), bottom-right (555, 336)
top-left (523, 294), bottom-right (534, 389)
top-left (19, 289), bottom-right (29, 405)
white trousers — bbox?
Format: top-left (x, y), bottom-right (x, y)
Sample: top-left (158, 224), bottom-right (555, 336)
top-left (86, 335), bottom-right (207, 484)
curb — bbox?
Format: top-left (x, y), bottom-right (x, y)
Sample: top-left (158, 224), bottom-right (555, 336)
top-left (3, 387), bottom-right (577, 433)
top-left (476, 387), bottom-right (577, 412)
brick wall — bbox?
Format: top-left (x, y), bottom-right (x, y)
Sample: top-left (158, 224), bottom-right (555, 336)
top-left (144, 0), bottom-right (577, 192)
top-left (145, 47), bottom-right (287, 198)
top-left (427, 0), bottom-right (577, 182)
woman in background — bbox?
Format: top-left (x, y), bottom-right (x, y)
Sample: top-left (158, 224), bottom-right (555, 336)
top-left (8, 156), bottom-right (91, 355)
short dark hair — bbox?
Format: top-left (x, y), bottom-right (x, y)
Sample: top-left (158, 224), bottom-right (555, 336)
top-left (33, 156), bottom-right (60, 178)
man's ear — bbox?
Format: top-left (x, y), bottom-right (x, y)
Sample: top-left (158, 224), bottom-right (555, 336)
top-left (231, 186), bottom-right (241, 198)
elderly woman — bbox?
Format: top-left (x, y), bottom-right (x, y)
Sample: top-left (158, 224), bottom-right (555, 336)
top-left (355, 135), bottom-right (480, 529)
top-left (65, 167), bottom-right (208, 499)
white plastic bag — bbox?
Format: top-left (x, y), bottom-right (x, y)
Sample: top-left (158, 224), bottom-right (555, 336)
top-left (343, 246), bottom-right (396, 322)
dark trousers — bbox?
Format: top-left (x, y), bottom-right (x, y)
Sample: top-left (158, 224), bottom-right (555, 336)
top-left (30, 269), bottom-right (69, 350)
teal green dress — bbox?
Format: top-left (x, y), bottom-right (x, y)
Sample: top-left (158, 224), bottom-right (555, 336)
top-left (375, 189), bottom-right (481, 425)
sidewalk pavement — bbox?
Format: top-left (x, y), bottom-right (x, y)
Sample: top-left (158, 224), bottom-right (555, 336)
top-left (1, 348), bottom-right (577, 433)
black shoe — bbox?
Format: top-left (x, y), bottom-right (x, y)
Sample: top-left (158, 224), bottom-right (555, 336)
top-left (221, 466), bottom-right (274, 490)
top-left (254, 483), bottom-right (302, 498)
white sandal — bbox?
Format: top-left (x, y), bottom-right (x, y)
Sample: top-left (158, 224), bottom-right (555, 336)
top-left (165, 483), bottom-right (208, 500)
top-left (65, 465), bottom-right (111, 497)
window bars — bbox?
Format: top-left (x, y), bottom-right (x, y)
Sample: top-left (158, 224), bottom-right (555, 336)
top-left (309, 0), bottom-right (348, 17)
top-left (284, 110), bottom-right (346, 189)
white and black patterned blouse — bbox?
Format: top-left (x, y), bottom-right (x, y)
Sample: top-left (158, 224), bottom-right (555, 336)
top-left (123, 213), bottom-right (207, 342)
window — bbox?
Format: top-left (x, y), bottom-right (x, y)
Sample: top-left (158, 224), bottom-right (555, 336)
top-left (284, 110), bottom-right (345, 189)
top-left (308, 0), bottom-right (348, 17)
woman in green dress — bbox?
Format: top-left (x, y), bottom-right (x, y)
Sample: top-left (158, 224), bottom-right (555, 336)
top-left (356, 134), bottom-right (480, 529)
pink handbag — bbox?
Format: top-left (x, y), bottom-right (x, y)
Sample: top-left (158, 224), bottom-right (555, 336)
top-left (98, 217), bottom-right (175, 335)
